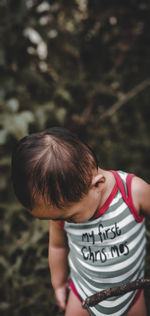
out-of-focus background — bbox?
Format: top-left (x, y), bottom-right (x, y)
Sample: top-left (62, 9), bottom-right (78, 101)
top-left (0, 1), bottom-right (150, 315)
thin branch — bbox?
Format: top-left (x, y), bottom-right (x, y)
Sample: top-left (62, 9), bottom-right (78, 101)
top-left (99, 78), bottom-right (150, 121)
top-left (72, 96), bottom-right (94, 125)
top-left (82, 279), bottom-right (150, 309)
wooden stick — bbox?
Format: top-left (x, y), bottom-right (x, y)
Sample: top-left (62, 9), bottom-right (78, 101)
top-left (82, 279), bottom-right (150, 309)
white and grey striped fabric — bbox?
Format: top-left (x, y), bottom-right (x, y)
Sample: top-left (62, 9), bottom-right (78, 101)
top-left (64, 171), bottom-right (146, 316)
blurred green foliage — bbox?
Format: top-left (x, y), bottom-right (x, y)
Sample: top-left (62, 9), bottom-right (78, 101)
top-left (0, 0), bottom-right (150, 315)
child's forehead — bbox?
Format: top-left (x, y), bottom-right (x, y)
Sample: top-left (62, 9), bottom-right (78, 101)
top-left (31, 194), bottom-right (73, 216)
top-left (33, 194), bottom-right (71, 210)
top-left (31, 200), bottom-right (63, 219)
top-left (36, 194), bottom-right (84, 210)
top-left (30, 190), bottom-right (91, 220)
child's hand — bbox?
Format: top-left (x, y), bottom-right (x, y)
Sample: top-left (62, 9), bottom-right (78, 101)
top-left (55, 282), bottom-right (69, 311)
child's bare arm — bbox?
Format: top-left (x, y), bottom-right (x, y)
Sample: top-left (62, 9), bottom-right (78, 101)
top-left (131, 176), bottom-right (150, 216)
top-left (49, 220), bottom-right (69, 310)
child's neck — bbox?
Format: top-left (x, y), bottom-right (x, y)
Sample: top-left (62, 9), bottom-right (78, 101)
top-left (98, 168), bottom-right (116, 209)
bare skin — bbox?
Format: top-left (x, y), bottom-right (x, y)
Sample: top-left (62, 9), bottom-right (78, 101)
top-left (65, 290), bottom-right (90, 316)
top-left (31, 168), bottom-right (150, 316)
top-left (127, 291), bottom-right (147, 316)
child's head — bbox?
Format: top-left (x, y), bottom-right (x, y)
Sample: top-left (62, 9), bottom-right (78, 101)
top-left (12, 127), bottom-right (98, 213)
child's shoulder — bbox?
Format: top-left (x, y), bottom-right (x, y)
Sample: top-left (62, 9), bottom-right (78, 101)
top-left (110, 170), bottom-right (150, 218)
top-left (130, 174), bottom-right (150, 217)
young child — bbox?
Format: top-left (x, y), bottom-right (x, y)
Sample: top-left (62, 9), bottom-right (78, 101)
top-left (11, 127), bottom-right (150, 316)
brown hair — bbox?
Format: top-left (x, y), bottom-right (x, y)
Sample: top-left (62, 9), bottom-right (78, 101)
top-left (11, 127), bottom-right (98, 209)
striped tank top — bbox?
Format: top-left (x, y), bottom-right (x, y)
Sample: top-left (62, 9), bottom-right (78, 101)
top-left (63, 171), bottom-right (146, 316)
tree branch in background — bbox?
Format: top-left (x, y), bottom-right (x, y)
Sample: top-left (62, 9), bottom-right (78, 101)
top-left (72, 96), bottom-right (94, 126)
top-left (72, 79), bottom-right (150, 127)
top-left (82, 279), bottom-right (150, 309)
top-left (99, 78), bottom-right (150, 121)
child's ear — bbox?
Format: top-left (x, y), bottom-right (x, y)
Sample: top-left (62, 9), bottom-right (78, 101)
top-left (91, 173), bottom-right (105, 188)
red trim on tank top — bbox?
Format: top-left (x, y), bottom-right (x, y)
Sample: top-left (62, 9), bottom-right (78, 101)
top-left (93, 181), bottom-right (118, 219)
top-left (69, 279), bottom-right (82, 302)
top-left (59, 170), bottom-right (144, 226)
top-left (131, 289), bottom-right (143, 308)
top-left (59, 220), bottom-right (64, 229)
top-left (111, 170), bottom-right (144, 223)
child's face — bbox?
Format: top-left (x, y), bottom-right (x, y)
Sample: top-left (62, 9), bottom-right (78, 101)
top-left (31, 170), bottom-right (104, 223)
